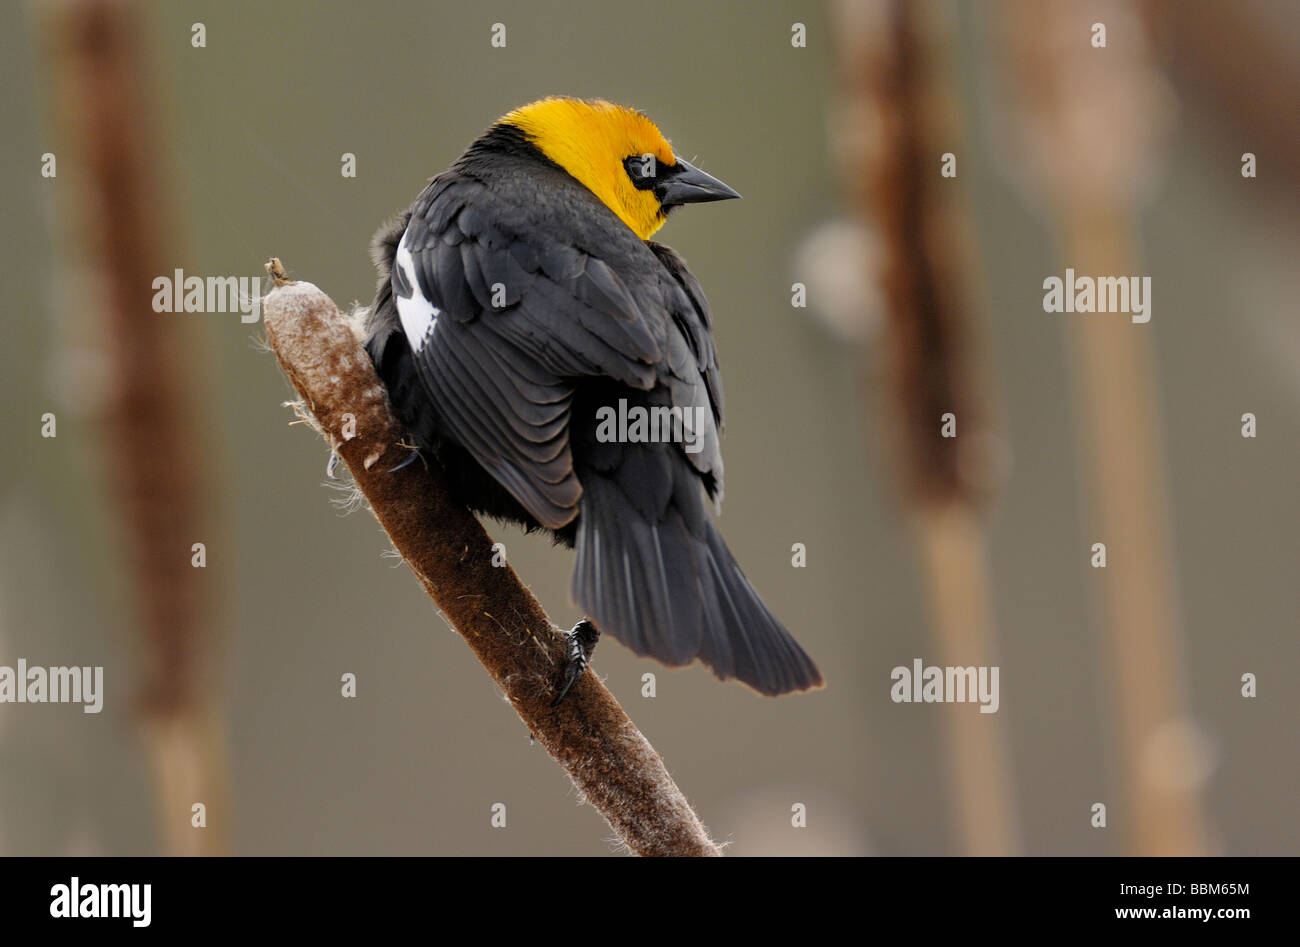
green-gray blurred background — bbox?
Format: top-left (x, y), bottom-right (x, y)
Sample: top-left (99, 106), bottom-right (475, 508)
top-left (0, 0), bottom-right (1295, 855)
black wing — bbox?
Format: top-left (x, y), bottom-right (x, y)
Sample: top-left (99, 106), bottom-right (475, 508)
top-left (383, 168), bottom-right (724, 529)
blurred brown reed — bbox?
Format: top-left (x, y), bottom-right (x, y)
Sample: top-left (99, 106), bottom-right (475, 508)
top-left (39, 0), bottom-right (229, 855)
top-left (831, 0), bottom-right (1020, 855)
top-left (993, 0), bottom-right (1212, 855)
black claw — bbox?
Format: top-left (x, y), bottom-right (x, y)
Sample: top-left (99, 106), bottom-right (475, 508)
top-left (386, 449), bottom-right (421, 474)
top-left (551, 620), bottom-right (600, 707)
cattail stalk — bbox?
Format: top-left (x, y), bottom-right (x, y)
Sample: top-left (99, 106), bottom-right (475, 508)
top-left (39, 0), bottom-right (229, 855)
top-left (832, 0), bottom-right (1020, 855)
top-left (262, 265), bottom-right (721, 857)
top-left (994, 0), bottom-right (1210, 855)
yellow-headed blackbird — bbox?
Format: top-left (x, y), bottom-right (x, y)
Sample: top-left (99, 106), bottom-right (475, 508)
top-left (364, 97), bottom-right (821, 699)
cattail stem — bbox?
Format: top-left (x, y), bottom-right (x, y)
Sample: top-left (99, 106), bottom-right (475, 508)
top-left (1063, 210), bottom-right (1209, 854)
top-left (832, 0), bottom-right (1020, 854)
top-left (993, 0), bottom-right (1211, 854)
top-left (262, 266), bottom-right (721, 857)
top-left (913, 504), bottom-right (1019, 855)
top-left (39, 0), bottom-right (228, 855)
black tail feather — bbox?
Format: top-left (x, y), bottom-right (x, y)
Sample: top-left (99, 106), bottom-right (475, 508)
top-left (572, 470), bottom-right (822, 696)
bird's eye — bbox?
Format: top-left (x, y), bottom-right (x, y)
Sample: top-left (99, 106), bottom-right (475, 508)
top-left (623, 153), bottom-right (658, 190)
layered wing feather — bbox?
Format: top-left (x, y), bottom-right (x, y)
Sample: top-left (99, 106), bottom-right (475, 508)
top-left (390, 168), bottom-right (724, 528)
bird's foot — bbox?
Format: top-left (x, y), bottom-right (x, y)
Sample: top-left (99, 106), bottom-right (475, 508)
top-left (551, 619), bottom-right (600, 707)
top-left (385, 449), bottom-right (422, 474)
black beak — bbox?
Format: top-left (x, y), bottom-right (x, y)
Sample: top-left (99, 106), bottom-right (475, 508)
top-left (656, 158), bottom-right (742, 207)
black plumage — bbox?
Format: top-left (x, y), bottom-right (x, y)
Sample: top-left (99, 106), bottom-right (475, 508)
top-left (364, 120), bottom-right (821, 696)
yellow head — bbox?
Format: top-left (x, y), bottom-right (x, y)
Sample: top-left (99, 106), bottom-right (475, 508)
top-left (500, 97), bottom-right (740, 241)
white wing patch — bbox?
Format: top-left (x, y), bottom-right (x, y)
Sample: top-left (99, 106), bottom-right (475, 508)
top-left (394, 229), bottom-right (439, 352)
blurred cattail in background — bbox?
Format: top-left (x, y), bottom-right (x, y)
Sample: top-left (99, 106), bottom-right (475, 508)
top-left (38, 0), bottom-right (229, 856)
top-left (990, 0), bottom-right (1211, 855)
top-left (830, 0), bottom-right (1018, 855)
